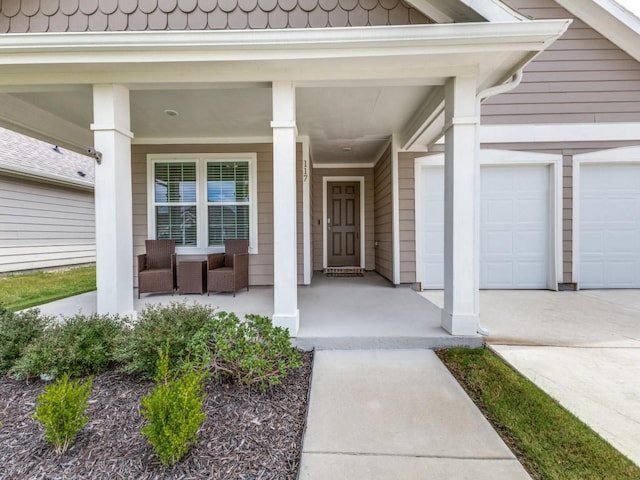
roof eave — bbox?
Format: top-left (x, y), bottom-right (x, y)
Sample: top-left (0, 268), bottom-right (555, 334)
top-left (0, 165), bottom-right (94, 191)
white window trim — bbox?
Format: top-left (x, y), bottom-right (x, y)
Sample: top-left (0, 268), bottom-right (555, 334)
top-left (147, 153), bottom-right (258, 255)
top-left (572, 146), bottom-right (640, 287)
top-left (414, 149), bottom-right (562, 291)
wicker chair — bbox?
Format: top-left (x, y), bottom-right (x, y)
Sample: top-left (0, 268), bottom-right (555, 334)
top-left (137, 240), bottom-right (176, 298)
top-left (207, 239), bottom-right (249, 297)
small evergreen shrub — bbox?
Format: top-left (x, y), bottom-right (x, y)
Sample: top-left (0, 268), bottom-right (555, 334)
top-left (114, 302), bottom-right (214, 379)
top-left (32, 374), bottom-right (92, 455)
top-left (140, 346), bottom-right (207, 466)
top-left (10, 313), bottom-right (124, 379)
top-left (191, 312), bottom-right (302, 391)
top-left (0, 308), bottom-right (52, 373)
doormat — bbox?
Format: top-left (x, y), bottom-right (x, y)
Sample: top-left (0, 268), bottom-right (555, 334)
top-left (325, 267), bottom-right (364, 277)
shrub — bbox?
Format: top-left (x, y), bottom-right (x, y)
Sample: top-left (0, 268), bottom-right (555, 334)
top-left (191, 312), bottom-right (302, 391)
top-left (0, 308), bottom-right (52, 373)
top-left (140, 346), bottom-right (207, 466)
top-left (10, 313), bottom-right (124, 379)
top-left (114, 302), bottom-right (214, 379)
top-left (32, 374), bottom-right (93, 455)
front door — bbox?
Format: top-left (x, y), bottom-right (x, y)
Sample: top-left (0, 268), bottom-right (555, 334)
top-left (327, 182), bottom-right (360, 266)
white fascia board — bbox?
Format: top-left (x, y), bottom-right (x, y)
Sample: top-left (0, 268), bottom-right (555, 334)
top-left (481, 122), bottom-right (640, 143)
top-left (0, 22), bottom-right (571, 71)
top-left (0, 165), bottom-right (93, 191)
top-left (555, 0), bottom-right (640, 62)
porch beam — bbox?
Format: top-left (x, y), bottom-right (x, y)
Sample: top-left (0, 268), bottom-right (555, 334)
top-left (91, 84), bottom-right (134, 316)
top-left (441, 74), bottom-right (480, 335)
top-left (271, 81), bottom-right (300, 335)
top-left (0, 93), bottom-right (93, 155)
top-left (399, 86), bottom-right (445, 151)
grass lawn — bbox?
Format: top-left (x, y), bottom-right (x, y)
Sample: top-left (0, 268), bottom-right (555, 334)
top-left (0, 265), bottom-right (96, 311)
top-left (438, 348), bottom-right (640, 480)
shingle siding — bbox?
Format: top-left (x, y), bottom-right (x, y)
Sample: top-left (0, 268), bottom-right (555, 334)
top-left (0, 0), bottom-right (431, 33)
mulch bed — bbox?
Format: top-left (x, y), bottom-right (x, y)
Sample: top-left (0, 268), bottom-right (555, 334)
top-left (0, 351), bottom-right (313, 480)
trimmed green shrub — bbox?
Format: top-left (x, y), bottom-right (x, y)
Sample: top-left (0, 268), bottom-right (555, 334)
top-left (140, 346), bottom-right (207, 466)
top-left (10, 313), bottom-right (124, 379)
top-left (190, 312), bottom-right (302, 391)
top-left (114, 302), bottom-right (214, 379)
top-left (0, 308), bottom-right (52, 373)
top-left (32, 374), bottom-right (92, 455)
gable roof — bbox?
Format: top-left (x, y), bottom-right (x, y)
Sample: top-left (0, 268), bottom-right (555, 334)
top-left (553, 0), bottom-right (640, 62)
top-left (0, 127), bottom-right (94, 190)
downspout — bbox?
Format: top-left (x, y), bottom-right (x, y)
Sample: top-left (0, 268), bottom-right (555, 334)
top-left (477, 69), bottom-right (524, 104)
top-left (473, 69), bottom-right (523, 336)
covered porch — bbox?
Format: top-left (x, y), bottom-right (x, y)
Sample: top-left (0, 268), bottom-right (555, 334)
top-left (0, 19), bottom-right (570, 339)
top-left (36, 272), bottom-right (483, 349)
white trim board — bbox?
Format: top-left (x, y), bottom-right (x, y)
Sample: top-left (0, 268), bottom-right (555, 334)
top-left (322, 176), bottom-right (366, 270)
top-left (391, 134), bottom-right (401, 285)
top-left (480, 123), bottom-right (640, 144)
top-left (571, 145), bottom-right (640, 287)
top-left (301, 136), bottom-right (312, 285)
top-left (414, 149), bottom-right (563, 290)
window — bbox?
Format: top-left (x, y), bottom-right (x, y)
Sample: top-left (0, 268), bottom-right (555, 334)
top-left (207, 162), bottom-right (250, 247)
top-left (153, 162), bottom-right (197, 246)
top-left (148, 154), bottom-right (257, 253)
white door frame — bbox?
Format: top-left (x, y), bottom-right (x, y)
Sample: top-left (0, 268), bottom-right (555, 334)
top-left (415, 149), bottom-right (563, 290)
top-left (322, 176), bottom-right (366, 269)
top-left (572, 146), bottom-right (640, 288)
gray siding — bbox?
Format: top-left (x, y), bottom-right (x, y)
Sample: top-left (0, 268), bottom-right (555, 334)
top-left (311, 167), bottom-right (375, 271)
top-left (373, 146), bottom-right (392, 281)
top-left (483, 0), bottom-right (640, 125)
top-left (0, 175), bottom-right (95, 273)
top-left (0, 0), bottom-right (431, 33)
top-left (398, 152), bottom-right (420, 284)
top-left (132, 142), bottom-right (304, 287)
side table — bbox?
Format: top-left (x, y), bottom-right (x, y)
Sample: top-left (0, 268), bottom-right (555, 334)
top-left (178, 260), bottom-right (207, 295)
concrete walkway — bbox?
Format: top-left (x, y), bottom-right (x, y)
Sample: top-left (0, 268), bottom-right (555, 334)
top-left (298, 350), bottom-right (531, 480)
top-left (422, 289), bottom-right (640, 467)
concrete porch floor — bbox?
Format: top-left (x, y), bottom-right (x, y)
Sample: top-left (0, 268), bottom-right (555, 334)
top-left (33, 272), bottom-right (482, 350)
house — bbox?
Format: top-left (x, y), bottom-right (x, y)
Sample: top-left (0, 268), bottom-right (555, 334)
top-left (0, 127), bottom-right (95, 274)
top-left (0, 0), bottom-right (637, 337)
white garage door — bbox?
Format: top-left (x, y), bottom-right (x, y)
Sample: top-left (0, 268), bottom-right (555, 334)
top-left (420, 164), bottom-right (549, 289)
top-left (579, 164), bottom-right (640, 288)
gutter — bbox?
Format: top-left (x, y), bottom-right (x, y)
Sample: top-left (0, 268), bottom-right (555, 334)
top-left (0, 165), bottom-right (94, 191)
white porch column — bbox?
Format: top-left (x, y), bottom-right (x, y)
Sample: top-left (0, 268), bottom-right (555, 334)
top-left (271, 81), bottom-right (300, 335)
top-left (441, 75), bottom-right (480, 335)
top-left (91, 84), bottom-right (134, 315)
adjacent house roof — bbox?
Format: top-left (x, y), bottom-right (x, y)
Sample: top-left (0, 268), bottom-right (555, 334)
top-left (0, 127), bottom-right (94, 190)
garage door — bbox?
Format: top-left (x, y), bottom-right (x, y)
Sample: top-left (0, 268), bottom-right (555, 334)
top-left (420, 164), bottom-right (549, 289)
top-left (579, 164), bottom-right (640, 288)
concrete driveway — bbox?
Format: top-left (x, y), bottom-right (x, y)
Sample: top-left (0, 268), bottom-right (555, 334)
top-left (479, 290), bottom-right (640, 467)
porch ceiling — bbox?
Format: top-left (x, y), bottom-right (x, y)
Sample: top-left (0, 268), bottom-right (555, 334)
top-left (0, 22), bottom-right (570, 164)
top-left (9, 84), bottom-right (433, 165)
